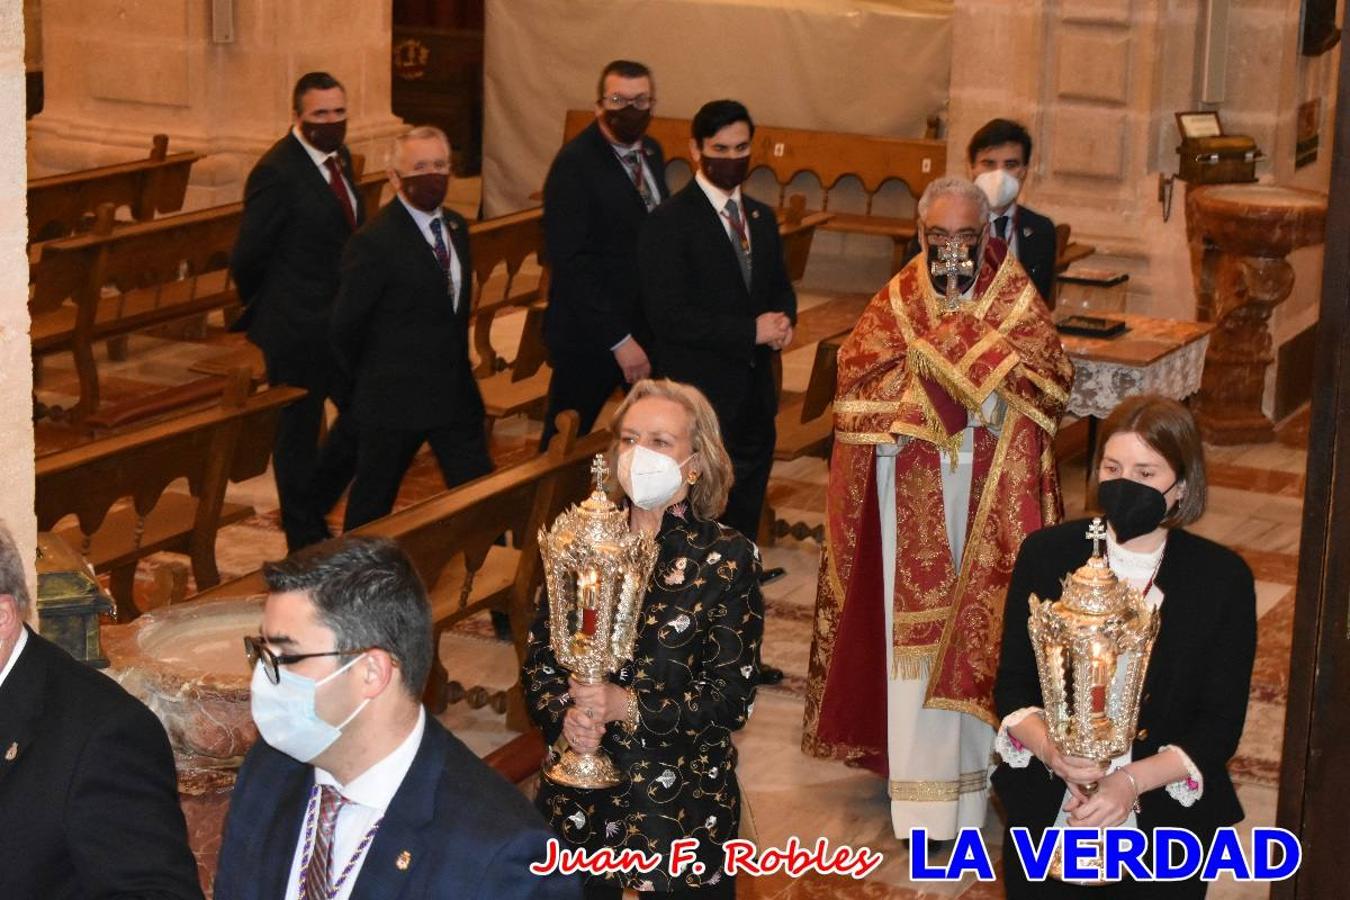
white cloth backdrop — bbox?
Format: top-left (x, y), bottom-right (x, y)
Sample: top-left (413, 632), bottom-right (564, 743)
top-left (482, 0), bottom-right (953, 216)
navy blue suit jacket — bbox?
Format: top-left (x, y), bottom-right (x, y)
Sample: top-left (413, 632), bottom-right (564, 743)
top-left (215, 716), bottom-right (579, 900)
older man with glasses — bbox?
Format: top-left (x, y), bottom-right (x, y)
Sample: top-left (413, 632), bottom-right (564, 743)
top-left (538, 59), bottom-right (670, 450)
top-left (803, 176), bottom-right (1074, 842)
top-left (216, 536), bottom-right (578, 899)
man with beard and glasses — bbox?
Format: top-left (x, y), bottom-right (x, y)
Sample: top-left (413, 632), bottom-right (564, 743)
top-left (329, 126), bottom-right (492, 530)
top-left (803, 176), bottom-right (1073, 840)
top-left (231, 71), bottom-right (365, 552)
top-left (539, 59), bottom-right (669, 449)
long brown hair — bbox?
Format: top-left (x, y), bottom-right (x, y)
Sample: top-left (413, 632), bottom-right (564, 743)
top-left (1092, 394), bottom-right (1207, 527)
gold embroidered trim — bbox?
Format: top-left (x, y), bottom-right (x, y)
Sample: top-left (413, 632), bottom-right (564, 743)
top-left (835, 431), bottom-right (898, 445)
top-left (835, 399), bottom-right (903, 414)
top-left (1022, 363), bottom-right (1072, 406)
top-left (887, 770), bottom-right (989, 803)
top-left (974, 251), bottom-right (1017, 321)
top-left (998, 283), bottom-right (1036, 335)
top-left (892, 646), bottom-right (936, 681)
top-left (888, 271), bottom-right (918, 345)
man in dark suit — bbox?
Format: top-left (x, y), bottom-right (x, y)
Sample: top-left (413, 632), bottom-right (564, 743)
top-left (231, 71), bottom-right (365, 551)
top-left (902, 119), bottom-right (1058, 305)
top-left (638, 101), bottom-right (795, 541)
top-left (330, 126), bottom-right (492, 531)
top-left (539, 59), bottom-right (669, 448)
top-left (215, 536), bottom-right (577, 900)
top-left (0, 524), bottom-right (203, 899)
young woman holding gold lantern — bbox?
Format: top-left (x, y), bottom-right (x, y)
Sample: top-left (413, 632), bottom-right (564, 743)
top-left (991, 394), bottom-right (1257, 897)
top-left (523, 379), bottom-right (764, 898)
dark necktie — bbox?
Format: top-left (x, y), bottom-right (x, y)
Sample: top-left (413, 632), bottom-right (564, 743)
top-left (429, 218), bottom-right (458, 310)
top-left (303, 785), bottom-right (346, 900)
top-left (623, 150), bottom-right (657, 212)
top-left (993, 214), bottom-right (1010, 242)
top-left (324, 157), bottom-right (357, 231)
top-left (722, 197), bottom-right (751, 289)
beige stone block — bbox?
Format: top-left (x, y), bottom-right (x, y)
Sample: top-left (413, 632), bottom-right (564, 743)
top-left (81, 0), bottom-right (188, 39)
top-left (88, 39), bottom-right (191, 107)
top-left (1058, 0), bottom-right (1132, 26)
top-left (1048, 107), bottom-right (1128, 179)
top-left (1056, 29), bottom-right (1131, 105)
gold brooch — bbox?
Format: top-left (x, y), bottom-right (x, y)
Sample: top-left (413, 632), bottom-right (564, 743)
top-left (396, 850), bottom-right (412, 871)
top-left (4, 742), bottom-right (17, 761)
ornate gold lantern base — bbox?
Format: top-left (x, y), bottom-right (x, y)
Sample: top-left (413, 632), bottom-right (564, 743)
top-left (544, 746), bottom-right (623, 790)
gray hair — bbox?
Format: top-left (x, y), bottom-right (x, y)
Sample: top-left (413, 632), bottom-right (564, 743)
top-left (388, 125), bottom-right (452, 171)
top-left (916, 175), bottom-right (991, 223)
top-left (0, 523), bottom-right (31, 612)
top-left (261, 536), bottom-right (433, 697)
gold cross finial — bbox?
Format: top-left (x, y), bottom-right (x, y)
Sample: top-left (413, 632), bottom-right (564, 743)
top-left (1086, 517), bottom-right (1108, 557)
top-left (590, 454), bottom-right (609, 493)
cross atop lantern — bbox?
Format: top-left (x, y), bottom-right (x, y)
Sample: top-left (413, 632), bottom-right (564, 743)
top-left (537, 453), bottom-right (659, 788)
top-left (1027, 517), bottom-right (1161, 770)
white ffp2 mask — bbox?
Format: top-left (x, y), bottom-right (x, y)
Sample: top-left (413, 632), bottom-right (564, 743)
top-left (617, 445), bottom-right (692, 511)
top-left (974, 169), bottom-right (1020, 212)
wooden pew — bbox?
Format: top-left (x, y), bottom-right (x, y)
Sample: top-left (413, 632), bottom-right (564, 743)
top-left (564, 109), bottom-right (944, 271)
top-left (35, 374), bottom-right (305, 615)
top-left (30, 172), bottom-right (389, 422)
top-left (190, 412), bottom-right (609, 729)
top-left (28, 134), bottom-right (201, 245)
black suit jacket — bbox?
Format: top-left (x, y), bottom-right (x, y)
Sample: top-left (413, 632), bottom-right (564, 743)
top-left (542, 120), bottom-right (668, 355)
top-left (637, 180), bottom-right (796, 416)
top-left (214, 716), bottom-right (579, 900)
top-left (230, 132), bottom-right (365, 366)
top-left (0, 627), bottom-right (203, 899)
top-left (902, 202), bottom-right (1058, 304)
top-left (330, 200), bottom-right (485, 432)
top-left (992, 520), bottom-right (1257, 840)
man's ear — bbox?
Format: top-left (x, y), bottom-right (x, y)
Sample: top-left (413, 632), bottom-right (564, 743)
top-left (359, 648), bottom-right (399, 698)
top-left (0, 594), bottom-right (19, 630)
top-left (688, 137), bottom-right (701, 164)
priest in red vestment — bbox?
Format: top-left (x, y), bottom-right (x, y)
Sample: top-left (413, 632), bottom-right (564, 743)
top-left (802, 176), bottom-right (1073, 839)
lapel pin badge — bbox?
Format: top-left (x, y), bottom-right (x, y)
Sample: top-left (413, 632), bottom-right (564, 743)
top-left (4, 741), bottom-right (17, 761)
top-left (396, 850), bottom-right (412, 871)
top-left (751, 210), bottom-right (760, 219)
top-left (1022, 226), bottom-right (1033, 238)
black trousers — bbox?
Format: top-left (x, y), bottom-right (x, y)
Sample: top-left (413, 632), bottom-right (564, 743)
top-left (343, 418), bottom-right (493, 531)
top-left (263, 349), bottom-right (358, 552)
top-left (716, 381), bottom-right (776, 541)
top-left (540, 347), bottom-right (626, 450)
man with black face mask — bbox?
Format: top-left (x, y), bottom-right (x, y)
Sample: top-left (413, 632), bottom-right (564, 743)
top-left (805, 176), bottom-right (1072, 841)
top-left (231, 71), bottom-right (365, 552)
top-left (329, 126), bottom-right (492, 530)
top-left (539, 59), bottom-right (670, 451)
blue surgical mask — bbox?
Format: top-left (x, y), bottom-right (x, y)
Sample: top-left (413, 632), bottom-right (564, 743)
top-left (250, 654), bottom-right (369, 763)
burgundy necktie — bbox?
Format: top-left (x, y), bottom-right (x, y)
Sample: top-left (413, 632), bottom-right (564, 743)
top-left (624, 150), bottom-right (656, 211)
top-left (324, 157), bottom-right (357, 230)
top-left (303, 785), bottom-right (346, 899)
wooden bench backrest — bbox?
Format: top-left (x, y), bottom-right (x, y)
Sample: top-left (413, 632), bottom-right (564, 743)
top-left (35, 383), bottom-right (305, 538)
top-left (28, 134), bottom-right (202, 243)
top-left (468, 207), bottom-right (547, 375)
top-left (562, 109), bottom-right (946, 210)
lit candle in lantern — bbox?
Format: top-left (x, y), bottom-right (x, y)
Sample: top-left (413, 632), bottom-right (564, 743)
top-left (577, 569), bottom-right (599, 636)
top-left (1089, 639), bottom-right (1110, 716)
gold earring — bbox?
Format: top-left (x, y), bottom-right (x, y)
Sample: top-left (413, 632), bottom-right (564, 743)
top-left (687, 470), bottom-right (700, 485)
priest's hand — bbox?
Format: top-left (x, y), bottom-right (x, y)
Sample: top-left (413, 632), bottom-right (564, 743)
top-left (1063, 771), bottom-right (1136, 828)
top-left (568, 677), bottom-right (629, 723)
top-left (755, 312), bottom-right (791, 347)
top-left (562, 706), bottom-right (602, 753)
top-left (613, 338), bottom-right (652, 383)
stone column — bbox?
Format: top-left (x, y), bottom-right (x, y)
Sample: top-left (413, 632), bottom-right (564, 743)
top-left (0, 0), bottom-right (37, 597)
top-left (28, 0), bottom-right (407, 208)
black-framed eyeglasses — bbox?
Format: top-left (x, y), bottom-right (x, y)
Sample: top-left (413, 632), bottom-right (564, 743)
top-left (923, 227), bottom-right (984, 247)
top-left (244, 635), bottom-right (364, 685)
top-left (600, 93), bottom-right (654, 111)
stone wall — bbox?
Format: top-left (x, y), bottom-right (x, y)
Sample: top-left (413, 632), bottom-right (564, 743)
top-left (0, 0), bottom-right (36, 599)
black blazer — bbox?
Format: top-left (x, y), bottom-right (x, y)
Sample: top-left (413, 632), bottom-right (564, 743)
top-left (542, 120), bottom-right (668, 355)
top-left (901, 202), bottom-right (1057, 304)
top-left (330, 200), bottom-right (484, 432)
top-left (230, 132), bottom-right (365, 362)
top-left (0, 627), bottom-right (203, 899)
top-left (991, 520), bottom-right (1257, 840)
top-left (214, 716), bottom-right (579, 900)
top-left (637, 180), bottom-right (796, 416)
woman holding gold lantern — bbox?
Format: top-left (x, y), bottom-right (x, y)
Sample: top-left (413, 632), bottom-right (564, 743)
top-left (523, 379), bottom-right (764, 898)
top-left (991, 395), bottom-right (1257, 898)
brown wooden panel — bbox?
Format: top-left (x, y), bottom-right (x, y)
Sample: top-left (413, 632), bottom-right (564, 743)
top-left (1274, 322), bottom-right (1318, 421)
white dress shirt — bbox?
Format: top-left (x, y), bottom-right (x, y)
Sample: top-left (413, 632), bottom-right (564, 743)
top-left (990, 202), bottom-right (1020, 258)
top-left (695, 169), bottom-right (752, 254)
top-left (282, 707), bottom-right (427, 900)
top-left (609, 140), bottom-right (660, 207)
top-left (291, 124), bottom-right (357, 213)
top-left (0, 625), bottom-right (28, 690)
top-left (398, 195), bottom-right (465, 312)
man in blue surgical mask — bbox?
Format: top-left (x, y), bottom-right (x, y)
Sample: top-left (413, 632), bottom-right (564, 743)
top-left (215, 537), bottom-right (579, 900)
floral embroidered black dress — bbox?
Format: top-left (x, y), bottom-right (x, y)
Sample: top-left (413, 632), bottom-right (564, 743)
top-left (523, 502), bottom-right (764, 892)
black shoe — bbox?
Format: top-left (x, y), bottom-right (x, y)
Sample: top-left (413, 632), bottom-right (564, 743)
top-left (758, 665), bottom-right (785, 685)
top-left (758, 567), bottom-right (787, 585)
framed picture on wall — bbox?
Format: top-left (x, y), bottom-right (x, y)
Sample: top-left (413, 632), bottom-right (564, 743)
top-left (1176, 111), bottom-right (1224, 141)
top-left (1300, 0), bottom-right (1341, 56)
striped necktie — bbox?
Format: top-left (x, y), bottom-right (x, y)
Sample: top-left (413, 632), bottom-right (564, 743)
top-left (302, 785), bottom-right (346, 899)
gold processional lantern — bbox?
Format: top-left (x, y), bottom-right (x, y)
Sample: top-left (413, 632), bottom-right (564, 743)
top-left (538, 455), bottom-right (659, 789)
top-left (1027, 517), bottom-right (1162, 881)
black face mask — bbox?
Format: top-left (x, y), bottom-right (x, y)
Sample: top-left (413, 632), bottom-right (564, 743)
top-left (399, 172), bottom-right (449, 213)
top-left (300, 119), bottom-right (347, 155)
top-left (1097, 477), bottom-right (1176, 543)
top-left (603, 106), bottom-right (652, 145)
top-left (700, 154), bottom-right (751, 192)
